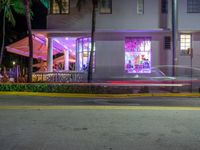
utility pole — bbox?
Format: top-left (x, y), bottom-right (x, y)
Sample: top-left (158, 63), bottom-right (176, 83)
top-left (172, 0), bottom-right (178, 77)
top-left (189, 48), bottom-right (193, 93)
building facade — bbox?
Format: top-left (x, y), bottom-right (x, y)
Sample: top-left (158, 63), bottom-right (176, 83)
top-left (38, 0), bottom-right (200, 81)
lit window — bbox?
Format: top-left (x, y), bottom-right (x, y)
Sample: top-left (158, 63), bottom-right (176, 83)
top-left (125, 37), bottom-right (151, 73)
top-left (51, 0), bottom-right (70, 14)
top-left (187, 0), bottom-right (200, 13)
top-left (77, 38), bottom-right (95, 72)
top-left (180, 34), bottom-right (192, 55)
top-left (99, 0), bottom-right (112, 14)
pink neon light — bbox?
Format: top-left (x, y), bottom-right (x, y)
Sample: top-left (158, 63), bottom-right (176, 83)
top-left (125, 37), bottom-right (151, 74)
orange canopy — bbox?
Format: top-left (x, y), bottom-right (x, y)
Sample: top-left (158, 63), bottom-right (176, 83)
top-left (6, 36), bottom-right (48, 60)
top-left (6, 35), bottom-right (75, 61)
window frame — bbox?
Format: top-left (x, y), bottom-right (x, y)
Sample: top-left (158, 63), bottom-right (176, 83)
top-left (187, 0), bottom-right (200, 13)
top-left (161, 0), bottom-right (168, 14)
top-left (76, 37), bottom-right (96, 72)
top-left (137, 0), bottom-right (144, 15)
top-left (50, 0), bottom-right (70, 15)
top-left (99, 0), bottom-right (112, 14)
top-left (124, 37), bottom-right (152, 74)
top-left (180, 33), bottom-right (192, 55)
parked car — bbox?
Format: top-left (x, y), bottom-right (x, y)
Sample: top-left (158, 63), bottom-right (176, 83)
top-left (109, 65), bottom-right (200, 92)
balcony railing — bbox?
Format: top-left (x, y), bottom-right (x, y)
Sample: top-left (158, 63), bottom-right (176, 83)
top-left (32, 71), bottom-right (87, 83)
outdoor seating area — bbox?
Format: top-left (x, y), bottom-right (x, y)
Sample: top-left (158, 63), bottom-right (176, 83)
top-left (0, 67), bottom-right (87, 83)
top-left (0, 66), bottom-right (23, 83)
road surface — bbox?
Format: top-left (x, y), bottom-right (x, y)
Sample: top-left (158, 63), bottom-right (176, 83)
top-left (0, 95), bottom-right (200, 150)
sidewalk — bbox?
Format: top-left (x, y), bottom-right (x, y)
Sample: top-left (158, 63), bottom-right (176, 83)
top-left (0, 91), bottom-right (200, 98)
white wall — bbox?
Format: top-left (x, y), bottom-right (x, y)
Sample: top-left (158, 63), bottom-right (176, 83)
top-left (94, 41), bottom-right (124, 80)
top-left (93, 33), bottom-right (163, 80)
top-left (168, 0), bottom-right (200, 31)
top-left (47, 0), bottom-right (160, 30)
top-left (191, 34), bottom-right (200, 68)
top-left (151, 41), bottom-right (160, 67)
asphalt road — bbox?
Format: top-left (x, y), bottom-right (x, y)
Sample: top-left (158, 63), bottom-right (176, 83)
top-left (0, 95), bottom-right (200, 107)
top-left (0, 95), bottom-right (200, 150)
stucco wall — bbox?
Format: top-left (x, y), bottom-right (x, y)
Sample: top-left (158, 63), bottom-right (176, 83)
top-left (94, 41), bottom-right (124, 80)
top-left (168, 0), bottom-right (200, 31)
top-left (93, 33), bottom-right (163, 80)
top-left (47, 0), bottom-right (160, 30)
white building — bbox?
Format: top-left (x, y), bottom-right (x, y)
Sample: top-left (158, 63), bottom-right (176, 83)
top-left (31, 0), bottom-right (200, 81)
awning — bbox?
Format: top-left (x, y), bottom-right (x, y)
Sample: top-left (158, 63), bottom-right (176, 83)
top-left (6, 35), bottom-right (48, 60)
top-left (6, 34), bottom-right (75, 61)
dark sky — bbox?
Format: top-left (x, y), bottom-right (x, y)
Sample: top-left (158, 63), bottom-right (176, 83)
top-left (14, 1), bottom-right (48, 33)
top-left (0, 1), bottom-right (48, 66)
top-left (31, 1), bottom-right (48, 29)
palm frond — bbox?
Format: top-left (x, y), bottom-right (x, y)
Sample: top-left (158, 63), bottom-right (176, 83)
top-left (0, 0), bottom-right (6, 12)
top-left (40, 0), bottom-right (49, 8)
top-left (5, 7), bottom-right (16, 26)
top-left (11, 0), bottom-right (25, 15)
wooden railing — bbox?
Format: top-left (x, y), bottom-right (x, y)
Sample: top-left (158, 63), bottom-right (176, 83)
top-left (32, 71), bottom-right (87, 83)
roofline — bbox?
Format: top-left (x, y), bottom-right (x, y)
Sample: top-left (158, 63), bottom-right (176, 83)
top-left (32, 28), bottom-right (171, 35)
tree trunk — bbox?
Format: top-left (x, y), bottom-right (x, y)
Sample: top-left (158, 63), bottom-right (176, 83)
top-left (24, 0), bottom-right (33, 83)
top-left (0, 9), bottom-right (6, 66)
top-left (87, 1), bottom-right (96, 83)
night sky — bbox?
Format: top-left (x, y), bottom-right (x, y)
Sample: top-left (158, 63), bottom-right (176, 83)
top-left (0, 1), bottom-right (48, 67)
top-left (14, 1), bottom-right (48, 32)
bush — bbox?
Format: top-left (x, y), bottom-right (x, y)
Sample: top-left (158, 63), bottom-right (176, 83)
top-left (0, 83), bottom-right (134, 94)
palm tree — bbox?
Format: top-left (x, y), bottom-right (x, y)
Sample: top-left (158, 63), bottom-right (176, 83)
top-left (0, 0), bottom-right (48, 83)
top-left (23, 0), bottom-right (48, 83)
top-left (23, 0), bottom-right (33, 83)
top-left (76, 0), bottom-right (99, 83)
top-left (0, 0), bottom-right (25, 66)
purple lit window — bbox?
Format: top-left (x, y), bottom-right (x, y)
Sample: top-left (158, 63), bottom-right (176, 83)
top-left (76, 38), bottom-right (95, 72)
top-left (125, 37), bottom-right (151, 73)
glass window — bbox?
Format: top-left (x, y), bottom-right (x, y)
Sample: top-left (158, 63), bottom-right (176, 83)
top-left (125, 37), bottom-right (151, 73)
top-left (187, 0), bottom-right (200, 13)
top-left (161, 0), bottom-right (168, 14)
top-left (137, 0), bottom-right (144, 14)
top-left (180, 34), bottom-right (192, 55)
top-left (76, 38), bottom-right (95, 72)
top-left (51, 0), bottom-right (70, 14)
top-left (99, 0), bottom-right (112, 14)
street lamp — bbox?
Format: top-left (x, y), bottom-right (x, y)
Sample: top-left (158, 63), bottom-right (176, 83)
top-left (12, 61), bottom-right (16, 66)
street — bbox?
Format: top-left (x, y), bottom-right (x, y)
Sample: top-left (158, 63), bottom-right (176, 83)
top-left (0, 95), bottom-right (200, 150)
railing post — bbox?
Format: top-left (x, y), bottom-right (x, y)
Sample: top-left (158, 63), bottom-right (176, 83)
top-left (42, 73), bottom-right (43, 82)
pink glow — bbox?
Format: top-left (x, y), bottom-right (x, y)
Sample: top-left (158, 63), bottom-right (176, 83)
top-left (125, 37), bottom-right (151, 73)
top-left (6, 34), bottom-right (77, 63)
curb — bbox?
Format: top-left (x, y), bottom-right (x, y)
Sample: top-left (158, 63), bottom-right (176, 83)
top-left (0, 92), bottom-right (200, 98)
top-left (0, 105), bottom-right (200, 110)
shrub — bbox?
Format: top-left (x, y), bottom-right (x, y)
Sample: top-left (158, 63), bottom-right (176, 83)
top-left (0, 83), bottom-right (134, 94)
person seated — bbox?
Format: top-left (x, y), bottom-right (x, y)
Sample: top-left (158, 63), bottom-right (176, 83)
top-left (0, 73), bottom-right (2, 82)
top-left (82, 64), bottom-right (88, 71)
top-left (1, 72), bottom-right (9, 82)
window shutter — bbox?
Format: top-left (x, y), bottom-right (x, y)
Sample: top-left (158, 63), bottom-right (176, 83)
top-left (164, 36), bottom-right (171, 50)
